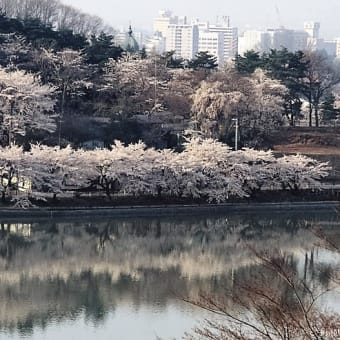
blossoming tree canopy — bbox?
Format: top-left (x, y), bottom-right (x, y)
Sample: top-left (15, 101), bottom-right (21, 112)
top-left (0, 67), bottom-right (56, 142)
top-left (0, 139), bottom-right (331, 204)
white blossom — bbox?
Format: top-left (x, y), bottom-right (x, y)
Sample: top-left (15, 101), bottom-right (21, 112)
top-left (0, 67), bottom-right (56, 142)
top-left (0, 138), bottom-right (330, 204)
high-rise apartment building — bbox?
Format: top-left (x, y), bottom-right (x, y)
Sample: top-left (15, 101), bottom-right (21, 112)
top-left (152, 11), bottom-right (238, 65)
top-left (292, 30), bottom-right (309, 51)
top-left (165, 24), bottom-right (199, 60)
top-left (317, 39), bottom-right (337, 57)
top-left (304, 21), bottom-right (320, 49)
top-left (238, 30), bottom-right (271, 55)
top-left (153, 10), bottom-right (178, 37)
top-left (304, 22), bottom-right (320, 40)
top-left (239, 28), bottom-right (308, 55)
top-left (208, 24), bottom-right (238, 62)
top-left (198, 31), bottom-right (225, 65)
top-left (335, 38), bottom-right (340, 58)
top-left (267, 28), bottom-right (294, 50)
top-left (145, 33), bottom-right (166, 55)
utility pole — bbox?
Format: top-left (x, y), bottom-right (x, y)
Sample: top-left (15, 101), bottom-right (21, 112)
top-left (232, 118), bottom-right (239, 151)
top-left (154, 55), bottom-right (157, 109)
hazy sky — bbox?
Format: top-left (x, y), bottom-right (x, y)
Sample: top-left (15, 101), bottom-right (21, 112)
top-left (62, 0), bottom-right (340, 38)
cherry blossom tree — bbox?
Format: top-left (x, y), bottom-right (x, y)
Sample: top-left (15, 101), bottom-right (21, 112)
top-left (191, 69), bottom-right (287, 146)
top-left (164, 69), bottom-right (196, 116)
top-left (0, 34), bottom-right (30, 68)
top-left (0, 138), bottom-right (331, 204)
top-left (0, 67), bottom-right (56, 144)
top-left (102, 55), bottom-right (170, 118)
top-left (191, 81), bottom-right (244, 139)
top-left (273, 154), bottom-right (331, 191)
top-left (239, 69), bottom-right (287, 145)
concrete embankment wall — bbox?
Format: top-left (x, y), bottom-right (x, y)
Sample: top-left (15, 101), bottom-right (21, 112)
top-left (0, 201), bottom-right (338, 220)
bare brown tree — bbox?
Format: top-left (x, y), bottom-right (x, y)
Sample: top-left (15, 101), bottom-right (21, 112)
top-left (186, 247), bottom-right (340, 340)
top-left (0, 0), bottom-right (112, 36)
top-left (302, 51), bottom-right (340, 127)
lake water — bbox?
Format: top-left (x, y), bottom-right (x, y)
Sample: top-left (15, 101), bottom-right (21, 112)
top-left (0, 210), bottom-right (339, 340)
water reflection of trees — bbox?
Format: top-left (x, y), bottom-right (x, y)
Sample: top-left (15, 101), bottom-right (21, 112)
top-left (187, 251), bottom-right (340, 339)
top-left (187, 219), bottom-right (340, 340)
top-left (0, 213), bottom-right (339, 336)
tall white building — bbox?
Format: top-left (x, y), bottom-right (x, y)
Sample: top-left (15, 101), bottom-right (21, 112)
top-left (153, 10), bottom-right (178, 37)
top-left (153, 11), bottom-right (238, 65)
top-left (239, 28), bottom-right (308, 55)
top-left (208, 24), bottom-right (238, 62)
top-left (145, 34), bottom-right (166, 55)
top-left (317, 39), bottom-right (337, 57)
top-left (267, 29), bottom-right (294, 50)
top-left (304, 21), bottom-right (320, 49)
top-left (165, 24), bottom-right (199, 59)
top-left (198, 31), bottom-right (224, 65)
top-left (292, 30), bottom-right (309, 51)
top-left (304, 22), bottom-right (320, 40)
top-left (238, 30), bottom-right (271, 55)
top-left (335, 38), bottom-right (340, 58)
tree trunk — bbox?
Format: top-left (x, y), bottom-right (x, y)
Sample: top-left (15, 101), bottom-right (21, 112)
top-left (59, 83), bottom-right (67, 147)
top-left (8, 101), bottom-right (15, 146)
top-left (314, 105), bottom-right (319, 127)
top-left (309, 101), bottom-right (313, 127)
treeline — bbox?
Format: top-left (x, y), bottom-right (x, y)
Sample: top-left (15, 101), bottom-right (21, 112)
top-left (0, 4), bottom-right (340, 150)
top-left (0, 9), bottom-right (123, 53)
top-left (235, 49), bottom-right (340, 127)
top-left (0, 0), bottom-right (113, 36)
top-left (0, 8), bottom-right (125, 147)
top-left (0, 138), bottom-right (330, 204)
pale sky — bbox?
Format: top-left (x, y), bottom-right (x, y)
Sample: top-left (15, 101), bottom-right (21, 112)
top-left (62, 0), bottom-right (340, 39)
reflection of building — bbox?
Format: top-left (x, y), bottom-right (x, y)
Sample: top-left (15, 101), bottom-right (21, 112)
top-left (1, 223), bottom-right (31, 237)
top-left (0, 168), bottom-right (31, 192)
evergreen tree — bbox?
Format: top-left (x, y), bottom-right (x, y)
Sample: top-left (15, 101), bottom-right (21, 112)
top-left (85, 33), bottom-right (123, 65)
top-left (0, 12), bottom-right (87, 51)
top-left (161, 51), bottom-right (184, 69)
top-left (235, 50), bottom-right (264, 74)
top-left (189, 51), bottom-right (218, 71)
top-left (264, 49), bottom-right (308, 126)
top-left (139, 47), bottom-right (147, 59)
top-left (0, 11), bottom-right (23, 33)
top-left (320, 93), bottom-right (340, 123)
top-left (301, 51), bottom-right (340, 127)
top-left (55, 29), bottom-right (88, 51)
